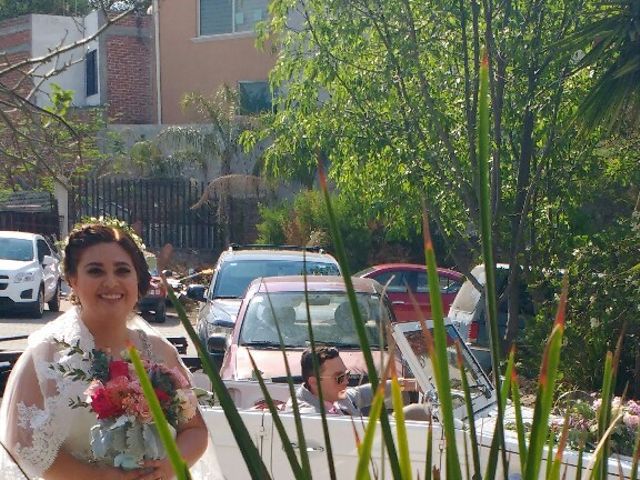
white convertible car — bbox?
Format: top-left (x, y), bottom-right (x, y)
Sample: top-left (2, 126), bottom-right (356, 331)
top-left (201, 320), bottom-right (634, 479)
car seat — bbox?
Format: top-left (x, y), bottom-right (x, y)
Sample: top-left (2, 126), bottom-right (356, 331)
top-left (334, 301), bottom-right (368, 332)
top-left (270, 306), bottom-right (304, 344)
top-left (272, 306), bottom-right (296, 328)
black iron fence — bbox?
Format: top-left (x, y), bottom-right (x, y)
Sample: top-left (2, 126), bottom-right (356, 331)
top-left (0, 211), bottom-right (62, 239)
top-left (70, 178), bottom-right (220, 250)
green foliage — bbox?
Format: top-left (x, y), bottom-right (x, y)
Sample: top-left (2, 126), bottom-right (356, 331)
top-left (258, 0), bottom-right (597, 269)
top-left (557, 0), bottom-right (640, 132)
top-left (0, 0), bottom-right (91, 19)
top-left (257, 190), bottom-right (372, 272)
top-left (256, 202), bottom-right (288, 246)
top-left (522, 216), bottom-right (640, 393)
top-left (564, 218), bottom-right (640, 393)
top-left (0, 84), bottom-right (125, 191)
top-left (0, 0), bottom-right (150, 20)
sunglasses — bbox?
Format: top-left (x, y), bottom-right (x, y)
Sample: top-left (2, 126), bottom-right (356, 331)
top-left (321, 370), bottom-right (350, 384)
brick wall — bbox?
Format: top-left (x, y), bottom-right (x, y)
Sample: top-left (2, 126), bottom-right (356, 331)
top-left (105, 14), bottom-right (155, 124)
top-left (0, 15), bottom-right (32, 99)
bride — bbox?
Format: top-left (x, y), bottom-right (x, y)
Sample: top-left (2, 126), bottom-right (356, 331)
top-left (0, 223), bottom-right (220, 479)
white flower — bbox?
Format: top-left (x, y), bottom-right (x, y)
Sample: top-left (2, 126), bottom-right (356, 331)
top-left (590, 318), bottom-right (600, 329)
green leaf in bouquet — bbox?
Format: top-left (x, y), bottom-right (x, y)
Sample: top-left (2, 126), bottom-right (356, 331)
top-left (143, 423), bottom-right (175, 460)
top-left (107, 417), bottom-right (128, 453)
top-left (128, 344), bottom-right (191, 480)
top-left (89, 423), bottom-right (112, 459)
top-left (114, 453), bottom-right (140, 470)
top-left (125, 422), bottom-right (145, 460)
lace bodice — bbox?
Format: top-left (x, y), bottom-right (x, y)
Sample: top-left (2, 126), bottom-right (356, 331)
top-left (0, 308), bottom-right (181, 478)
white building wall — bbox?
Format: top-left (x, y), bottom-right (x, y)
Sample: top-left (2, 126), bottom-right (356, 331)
top-left (83, 10), bottom-right (101, 107)
top-left (30, 14), bottom-right (86, 108)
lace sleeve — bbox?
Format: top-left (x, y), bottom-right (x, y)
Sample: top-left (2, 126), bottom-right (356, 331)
top-left (0, 339), bottom-right (83, 478)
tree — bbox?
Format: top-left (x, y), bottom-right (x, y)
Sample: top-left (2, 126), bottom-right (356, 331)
top-left (154, 86), bottom-right (263, 245)
top-left (558, 0), bottom-right (640, 132)
top-left (0, 0), bottom-right (91, 20)
top-left (0, 0), bottom-right (148, 192)
top-left (251, 0), bottom-right (637, 350)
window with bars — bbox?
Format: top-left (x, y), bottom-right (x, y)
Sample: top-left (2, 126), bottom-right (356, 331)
top-left (199, 0), bottom-right (268, 36)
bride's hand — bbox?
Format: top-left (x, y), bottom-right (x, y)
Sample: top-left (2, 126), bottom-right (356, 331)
top-left (137, 458), bottom-right (174, 480)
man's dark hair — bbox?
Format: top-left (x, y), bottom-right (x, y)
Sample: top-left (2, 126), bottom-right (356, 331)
top-left (301, 346), bottom-right (339, 386)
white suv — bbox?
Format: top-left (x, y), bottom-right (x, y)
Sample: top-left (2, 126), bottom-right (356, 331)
top-left (0, 231), bottom-right (61, 317)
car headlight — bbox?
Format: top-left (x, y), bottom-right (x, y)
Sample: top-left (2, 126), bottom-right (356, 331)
top-left (14, 270), bottom-right (37, 283)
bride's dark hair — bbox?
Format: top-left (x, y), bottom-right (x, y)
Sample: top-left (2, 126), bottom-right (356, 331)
top-left (64, 223), bottom-right (152, 302)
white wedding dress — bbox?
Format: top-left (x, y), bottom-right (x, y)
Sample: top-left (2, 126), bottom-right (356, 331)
top-left (0, 308), bottom-right (224, 479)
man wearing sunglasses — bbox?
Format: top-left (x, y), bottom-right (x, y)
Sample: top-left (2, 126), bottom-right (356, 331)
top-left (286, 346), bottom-right (419, 416)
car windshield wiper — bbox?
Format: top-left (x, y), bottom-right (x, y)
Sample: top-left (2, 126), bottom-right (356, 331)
top-left (213, 295), bottom-right (241, 299)
top-left (241, 340), bottom-right (283, 348)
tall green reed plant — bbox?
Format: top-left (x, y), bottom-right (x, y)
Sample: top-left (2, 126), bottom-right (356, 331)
top-left (129, 43), bottom-right (640, 480)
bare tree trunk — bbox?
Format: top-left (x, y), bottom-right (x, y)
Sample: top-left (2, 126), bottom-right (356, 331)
top-left (505, 105), bottom-right (533, 346)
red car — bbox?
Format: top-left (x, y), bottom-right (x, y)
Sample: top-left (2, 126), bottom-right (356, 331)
top-left (356, 264), bottom-right (463, 322)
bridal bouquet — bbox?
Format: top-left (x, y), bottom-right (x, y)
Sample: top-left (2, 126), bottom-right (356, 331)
top-left (55, 344), bottom-right (197, 469)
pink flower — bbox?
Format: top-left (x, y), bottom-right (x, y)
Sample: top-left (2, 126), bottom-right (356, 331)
top-left (623, 413), bottom-right (640, 429)
top-left (84, 379), bottom-right (104, 398)
top-left (628, 400), bottom-right (640, 416)
top-left (122, 392), bottom-right (153, 423)
top-left (155, 387), bottom-right (171, 404)
top-left (109, 360), bottom-right (131, 380)
top-left (90, 386), bottom-right (123, 419)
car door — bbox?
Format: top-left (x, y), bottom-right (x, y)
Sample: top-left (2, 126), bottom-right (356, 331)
top-left (208, 406), bottom-right (479, 479)
top-left (368, 269), bottom-right (415, 322)
top-left (36, 238), bottom-right (57, 300)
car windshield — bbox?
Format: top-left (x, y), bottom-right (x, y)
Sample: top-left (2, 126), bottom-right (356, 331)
top-left (395, 324), bottom-right (492, 403)
top-left (213, 259), bottom-right (341, 298)
top-left (0, 238), bottom-right (34, 261)
top-left (239, 291), bottom-right (388, 349)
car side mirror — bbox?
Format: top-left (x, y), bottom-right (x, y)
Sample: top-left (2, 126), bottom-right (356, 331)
top-left (207, 334), bottom-right (227, 354)
top-left (42, 255), bottom-right (55, 266)
top-left (186, 284), bottom-right (206, 302)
